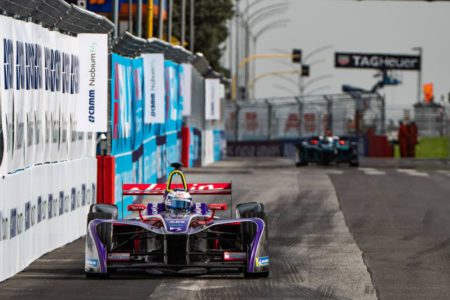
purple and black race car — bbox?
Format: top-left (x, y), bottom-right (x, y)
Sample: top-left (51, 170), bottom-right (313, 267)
top-left (85, 163), bottom-right (269, 278)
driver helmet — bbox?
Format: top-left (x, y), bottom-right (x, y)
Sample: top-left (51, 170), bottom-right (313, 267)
top-left (165, 190), bottom-right (193, 212)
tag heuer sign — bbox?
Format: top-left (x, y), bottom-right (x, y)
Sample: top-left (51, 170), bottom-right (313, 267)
top-left (335, 52), bottom-right (421, 71)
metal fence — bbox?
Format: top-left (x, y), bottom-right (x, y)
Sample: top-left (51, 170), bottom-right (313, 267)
top-left (413, 102), bottom-right (450, 137)
top-left (226, 92), bottom-right (385, 141)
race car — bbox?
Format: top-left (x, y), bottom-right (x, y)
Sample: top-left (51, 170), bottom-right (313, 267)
top-left (296, 135), bottom-right (359, 167)
top-left (85, 163), bottom-right (269, 278)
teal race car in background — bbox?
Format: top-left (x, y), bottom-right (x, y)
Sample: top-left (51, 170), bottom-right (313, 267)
top-left (296, 136), bottom-right (359, 167)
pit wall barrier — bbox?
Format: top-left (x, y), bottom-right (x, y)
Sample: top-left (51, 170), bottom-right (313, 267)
top-left (0, 158), bottom-right (97, 282)
top-left (0, 14), bottom-right (98, 282)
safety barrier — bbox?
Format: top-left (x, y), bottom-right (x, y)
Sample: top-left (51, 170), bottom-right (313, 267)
top-left (109, 54), bottom-right (184, 218)
top-left (0, 158), bottom-right (97, 282)
top-left (0, 0), bottom-right (228, 281)
top-left (0, 6), bottom-right (101, 281)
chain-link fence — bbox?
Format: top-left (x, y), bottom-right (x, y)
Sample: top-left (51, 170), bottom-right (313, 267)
top-left (413, 102), bottom-right (450, 137)
top-left (226, 92), bottom-right (385, 141)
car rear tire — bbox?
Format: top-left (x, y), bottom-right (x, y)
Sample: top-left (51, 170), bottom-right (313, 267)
top-left (245, 271), bottom-right (269, 278)
top-left (296, 148), bottom-right (308, 167)
top-left (85, 272), bottom-right (110, 279)
top-left (349, 145), bottom-right (359, 167)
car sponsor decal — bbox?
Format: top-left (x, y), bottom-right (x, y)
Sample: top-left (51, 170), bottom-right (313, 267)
top-left (256, 256), bottom-right (269, 267)
top-left (107, 252), bottom-right (131, 262)
top-left (224, 252), bottom-right (246, 261)
top-left (166, 219), bottom-right (188, 232)
top-left (86, 259), bottom-right (98, 267)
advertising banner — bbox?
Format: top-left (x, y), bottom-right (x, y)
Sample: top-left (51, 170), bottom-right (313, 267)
top-left (335, 52), bottom-right (421, 71)
top-left (164, 61), bottom-right (181, 132)
top-left (110, 54), bottom-right (133, 155)
top-left (164, 60), bottom-right (182, 177)
top-left (77, 33), bottom-right (108, 132)
top-left (181, 64), bottom-right (192, 116)
top-left (131, 58), bottom-right (144, 184)
top-left (189, 128), bottom-right (202, 167)
top-left (205, 79), bottom-right (221, 120)
top-left (142, 54), bottom-right (165, 124)
top-left (238, 106), bottom-right (269, 141)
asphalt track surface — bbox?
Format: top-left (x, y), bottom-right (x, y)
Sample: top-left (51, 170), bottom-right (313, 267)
top-left (0, 158), bottom-right (449, 299)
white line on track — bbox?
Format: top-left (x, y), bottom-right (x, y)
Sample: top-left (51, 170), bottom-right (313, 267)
top-left (358, 168), bottom-right (386, 175)
top-left (325, 170), bottom-right (344, 175)
top-left (436, 170), bottom-right (450, 176)
top-left (397, 169), bottom-right (429, 177)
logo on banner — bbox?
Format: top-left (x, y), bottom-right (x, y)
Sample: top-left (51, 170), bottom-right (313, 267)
top-left (143, 54), bottom-right (165, 124)
top-left (3, 39), bottom-right (14, 89)
top-left (337, 55), bottom-right (350, 66)
top-left (335, 52), bottom-right (421, 70)
top-left (88, 43), bottom-right (98, 123)
top-left (77, 33), bottom-right (107, 132)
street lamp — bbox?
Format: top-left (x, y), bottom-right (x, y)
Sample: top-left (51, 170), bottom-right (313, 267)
top-left (250, 19), bottom-right (290, 97)
top-left (412, 47), bottom-right (423, 104)
top-left (241, 5), bottom-right (290, 99)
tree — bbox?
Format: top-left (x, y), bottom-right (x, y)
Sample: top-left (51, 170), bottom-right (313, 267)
top-left (171, 0), bottom-right (234, 76)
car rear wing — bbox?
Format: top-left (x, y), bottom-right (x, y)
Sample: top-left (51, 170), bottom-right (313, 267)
top-left (122, 183), bottom-right (232, 196)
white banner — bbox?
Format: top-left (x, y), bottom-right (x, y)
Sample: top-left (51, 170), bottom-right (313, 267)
top-left (77, 33), bottom-right (108, 132)
top-left (181, 64), bottom-right (192, 116)
top-left (0, 157), bottom-right (96, 282)
top-left (205, 79), bottom-right (221, 120)
top-left (142, 54), bottom-right (165, 123)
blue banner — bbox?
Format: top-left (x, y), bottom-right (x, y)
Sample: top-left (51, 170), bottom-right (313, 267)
top-left (214, 130), bottom-right (225, 162)
top-left (189, 127), bottom-right (202, 167)
top-left (111, 54), bottom-right (134, 156)
top-left (109, 54), bottom-right (187, 211)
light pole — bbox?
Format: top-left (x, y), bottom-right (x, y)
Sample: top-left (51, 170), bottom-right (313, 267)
top-left (137, 0), bottom-right (143, 37)
top-left (113, 0), bottom-right (119, 38)
top-left (412, 47), bottom-right (423, 104)
top-left (158, 0), bottom-right (165, 39)
top-left (251, 19), bottom-right (290, 98)
top-left (181, 0), bottom-right (186, 46)
top-left (167, 0), bottom-right (173, 43)
top-left (190, 0), bottom-right (195, 52)
top-left (235, 0), bottom-right (241, 100)
top-left (128, 0), bottom-right (133, 34)
top-left (241, 3), bottom-right (289, 99)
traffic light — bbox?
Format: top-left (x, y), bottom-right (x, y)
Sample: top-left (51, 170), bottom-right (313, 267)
top-left (302, 65), bottom-right (310, 77)
top-left (292, 49), bottom-right (302, 64)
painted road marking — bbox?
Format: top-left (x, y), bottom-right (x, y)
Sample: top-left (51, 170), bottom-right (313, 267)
top-left (358, 168), bottom-right (386, 175)
top-left (397, 169), bottom-right (429, 177)
top-left (325, 170), bottom-right (344, 175)
top-left (436, 170), bottom-right (450, 176)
